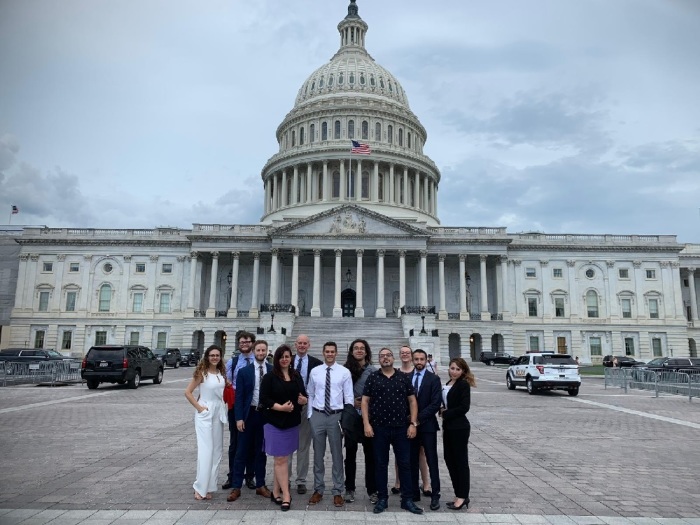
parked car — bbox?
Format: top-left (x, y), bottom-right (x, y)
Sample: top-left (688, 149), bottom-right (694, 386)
top-left (479, 351), bottom-right (517, 366)
top-left (643, 357), bottom-right (700, 373)
top-left (506, 353), bottom-right (581, 396)
top-left (0, 348), bottom-right (73, 361)
top-left (603, 355), bottom-right (644, 368)
top-left (180, 348), bottom-right (200, 366)
top-left (153, 348), bottom-right (181, 368)
top-left (81, 345), bottom-right (163, 389)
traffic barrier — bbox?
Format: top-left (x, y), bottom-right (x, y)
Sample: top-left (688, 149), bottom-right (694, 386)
top-left (0, 359), bottom-right (82, 387)
top-left (605, 367), bottom-right (699, 401)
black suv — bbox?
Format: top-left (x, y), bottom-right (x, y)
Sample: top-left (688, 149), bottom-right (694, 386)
top-left (603, 355), bottom-right (644, 368)
top-left (479, 351), bottom-right (517, 366)
top-left (0, 349), bottom-right (74, 362)
top-left (81, 345), bottom-right (163, 389)
top-left (154, 348), bottom-right (181, 368)
top-left (180, 348), bottom-right (200, 366)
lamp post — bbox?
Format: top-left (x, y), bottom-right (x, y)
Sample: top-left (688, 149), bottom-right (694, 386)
top-left (346, 268), bottom-right (352, 283)
top-left (420, 314), bottom-right (427, 335)
top-left (227, 270), bottom-right (232, 307)
top-left (268, 312), bottom-right (276, 333)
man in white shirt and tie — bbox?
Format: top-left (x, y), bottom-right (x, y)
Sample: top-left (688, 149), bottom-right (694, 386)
top-left (306, 341), bottom-right (353, 508)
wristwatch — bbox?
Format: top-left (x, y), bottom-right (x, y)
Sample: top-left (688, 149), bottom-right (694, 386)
top-left (410, 421), bottom-right (419, 427)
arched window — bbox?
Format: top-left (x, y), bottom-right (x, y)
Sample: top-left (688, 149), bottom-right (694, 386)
top-left (319, 76), bottom-right (324, 88)
top-left (348, 120), bottom-right (355, 139)
top-left (299, 127), bottom-right (305, 146)
top-left (407, 132), bottom-right (412, 149)
top-left (360, 73), bottom-right (366, 85)
top-left (322, 122), bottom-right (328, 141)
top-left (387, 125), bottom-right (393, 144)
top-left (370, 74), bottom-right (376, 87)
top-left (398, 128), bottom-right (403, 146)
top-left (361, 170), bottom-right (370, 199)
top-left (378, 173), bottom-right (384, 201)
top-left (334, 120), bottom-right (341, 140)
top-left (332, 170), bottom-right (340, 199)
top-left (338, 72), bottom-right (344, 85)
top-left (284, 131), bottom-right (288, 149)
top-left (98, 284), bottom-right (112, 312)
top-left (291, 130), bottom-right (296, 147)
top-left (362, 120), bottom-right (369, 140)
top-left (328, 74), bottom-right (334, 87)
top-left (586, 290), bottom-right (599, 318)
top-left (349, 72), bottom-right (355, 85)
top-left (375, 122), bottom-right (381, 141)
top-left (310, 123), bottom-right (315, 143)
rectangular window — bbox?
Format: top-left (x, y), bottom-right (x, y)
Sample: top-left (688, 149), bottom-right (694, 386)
top-left (652, 338), bottom-right (662, 357)
top-left (649, 299), bottom-right (659, 319)
top-left (38, 291), bottom-right (50, 312)
top-left (552, 268), bottom-right (563, 278)
top-left (42, 262), bottom-right (53, 272)
top-left (162, 263), bottom-right (173, 274)
top-left (156, 332), bottom-right (167, 348)
top-left (528, 298), bottom-right (538, 317)
top-left (129, 331), bottom-right (140, 345)
top-left (65, 292), bottom-right (77, 312)
top-left (621, 299), bottom-right (631, 318)
top-left (133, 293), bottom-right (143, 313)
top-left (525, 267), bottom-right (536, 278)
top-left (619, 268), bottom-right (629, 279)
top-left (528, 336), bottom-right (539, 352)
top-left (646, 269), bottom-right (656, 279)
top-left (34, 330), bottom-right (45, 349)
top-left (135, 263), bottom-right (146, 273)
top-left (624, 337), bottom-right (635, 356)
top-left (159, 293), bottom-right (171, 313)
top-left (95, 331), bottom-right (107, 346)
top-left (590, 337), bottom-right (602, 356)
top-left (69, 262), bottom-right (80, 272)
top-left (61, 331), bottom-right (72, 350)
top-left (684, 279), bottom-right (689, 287)
top-left (555, 298), bottom-right (565, 318)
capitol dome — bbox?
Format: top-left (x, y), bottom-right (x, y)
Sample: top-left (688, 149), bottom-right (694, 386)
top-left (260, 0), bottom-right (441, 227)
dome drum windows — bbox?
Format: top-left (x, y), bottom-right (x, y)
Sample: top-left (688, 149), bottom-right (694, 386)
top-left (310, 123), bottom-right (315, 143)
top-left (338, 72), bottom-right (344, 85)
top-left (387, 124), bottom-right (393, 144)
top-left (322, 122), bottom-right (328, 141)
top-left (334, 120), bottom-right (341, 140)
top-left (299, 127), bottom-right (305, 146)
top-left (362, 121), bottom-right (368, 140)
top-left (291, 130), bottom-right (296, 147)
top-left (398, 128), bottom-right (403, 146)
top-left (360, 73), bottom-right (366, 85)
top-left (375, 122), bottom-right (381, 141)
top-left (329, 74), bottom-right (334, 87)
top-left (370, 75), bottom-right (376, 87)
top-left (348, 119), bottom-right (355, 139)
top-left (349, 72), bottom-right (355, 85)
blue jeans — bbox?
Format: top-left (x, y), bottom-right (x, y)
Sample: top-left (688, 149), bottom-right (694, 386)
top-left (232, 409), bottom-right (266, 489)
top-left (372, 425), bottom-right (412, 501)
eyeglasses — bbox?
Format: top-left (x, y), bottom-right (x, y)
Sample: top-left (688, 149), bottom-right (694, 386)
top-left (239, 340), bottom-right (252, 345)
top-left (378, 353), bottom-right (393, 358)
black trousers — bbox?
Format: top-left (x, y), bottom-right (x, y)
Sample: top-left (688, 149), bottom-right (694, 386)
top-left (410, 430), bottom-right (441, 498)
top-left (443, 426), bottom-right (470, 500)
top-left (344, 430), bottom-right (376, 495)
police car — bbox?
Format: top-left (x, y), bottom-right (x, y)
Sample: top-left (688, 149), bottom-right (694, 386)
top-left (506, 352), bottom-right (581, 396)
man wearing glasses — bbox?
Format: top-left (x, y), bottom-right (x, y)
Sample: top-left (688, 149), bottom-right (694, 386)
top-left (361, 348), bottom-right (423, 515)
top-left (223, 331), bottom-right (256, 491)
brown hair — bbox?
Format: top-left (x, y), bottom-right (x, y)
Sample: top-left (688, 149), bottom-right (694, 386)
top-left (448, 357), bottom-right (476, 387)
top-left (272, 344), bottom-right (299, 380)
top-left (194, 344), bottom-right (226, 379)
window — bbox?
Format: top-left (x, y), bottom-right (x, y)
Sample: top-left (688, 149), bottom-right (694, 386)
top-left (586, 290), bottom-right (599, 318)
top-left (95, 331), bottom-right (107, 346)
top-left (299, 126), bottom-right (305, 145)
top-left (334, 120), bottom-right (341, 140)
top-left (585, 268), bottom-right (595, 278)
top-left (387, 125), bottom-right (393, 144)
top-left (34, 330), bottom-right (45, 349)
top-left (375, 122), bottom-right (381, 141)
top-left (649, 299), bottom-right (659, 319)
top-left (332, 171), bottom-right (340, 199)
top-left (159, 293), bottom-right (171, 313)
top-left (684, 279), bottom-right (689, 287)
top-left (135, 263), bottom-right (145, 273)
top-left (621, 298), bottom-right (632, 318)
top-left (361, 171), bottom-right (369, 199)
top-left (553, 268), bottom-right (563, 278)
top-left (590, 337), bottom-right (602, 356)
top-left (43, 262), bottom-right (53, 272)
top-left (157, 332), bottom-right (167, 348)
top-left (322, 122), bottom-right (328, 141)
top-left (652, 338), bottom-right (662, 357)
top-left (398, 128), bottom-right (403, 146)
top-left (130, 331), bottom-right (140, 345)
top-left (98, 284), bottom-right (111, 312)
top-left (528, 298), bottom-right (538, 317)
top-left (69, 263), bottom-right (80, 272)
top-left (362, 120), bottom-right (368, 140)
top-left (66, 292), bottom-right (77, 312)
top-left (528, 336), bottom-right (539, 352)
top-left (162, 263), bottom-right (172, 274)
top-left (310, 123), bottom-right (315, 143)
top-left (39, 292), bottom-right (50, 312)
top-left (555, 298), bottom-right (565, 318)
top-left (646, 269), bottom-right (656, 279)
top-left (103, 262), bottom-right (113, 273)
top-left (525, 267), bottom-right (536, 278)
top-left (348, 119), bottom-right (354, 139)
top-left (407, 132), bottom-right (412, 149)
top-left (624, 337), bottom-right (635, 356)
top-left (62, 331), bottom-right (72, 350)
top-left (133, 292), bottom-right (144, 313)
top-left (378, 173), bottom-right (384, 201)
top-left (619, 268), bottom-right (629, 279)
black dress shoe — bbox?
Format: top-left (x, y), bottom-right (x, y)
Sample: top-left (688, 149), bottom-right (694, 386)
top-left (412, 495), bottom-right (421, 502)
top-left (222, 481), bottom-right (232, 490)
top-left (430, 496), bottom-right (441, 511)
top-left (390, 487), bottom-right (400, 495)
top-left (373, 499), bottom-right (388, 514)
top-left (245, 478), bottom-right (256, 490)
top-left (401, 500), bottom-right (424, 514)
top-left (446, 499), bottom-right (469, 510)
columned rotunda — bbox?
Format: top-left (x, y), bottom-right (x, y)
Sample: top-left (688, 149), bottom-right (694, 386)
top-left (8, 1), bottom-right (700, 362)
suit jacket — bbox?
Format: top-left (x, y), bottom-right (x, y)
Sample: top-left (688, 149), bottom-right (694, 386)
top-left (409, 369), bottom-right (442, 432)
top-left (297, 354), bottom-right (322, 385)
top-left (442, 379), bottom-right (471, 431)
top-left (234, 361), bottom-right (273, 422)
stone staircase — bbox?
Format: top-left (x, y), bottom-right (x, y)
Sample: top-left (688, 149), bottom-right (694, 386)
top-left (289, 317), bottom-right (408, 359)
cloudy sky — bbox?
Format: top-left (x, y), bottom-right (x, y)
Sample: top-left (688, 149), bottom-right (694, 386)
top-left (1, 0), bottom-right (699, 242)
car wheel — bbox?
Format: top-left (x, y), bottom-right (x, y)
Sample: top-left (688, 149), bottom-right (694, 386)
top-left (128, 371), bottom-right (141, 389)
top-left (86, 379), bottom-right (99, 390)
top-left (488, 360), bottom-right (495, 366)
top-left (506, 374), bottom-right (516, 390)
top-left (568, 387), bottom-right (579, 397)
top-left (526, 377), bottom-right (537, 395)
top-left (174, 361), bottom-right (180, 369)
top-left (153, 368), bottom-right (163, 385)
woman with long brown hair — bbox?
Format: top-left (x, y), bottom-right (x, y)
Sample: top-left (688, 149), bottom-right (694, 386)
top-left (185, 345), bottom-right (229, 500)
top-left (259, 344), bottom-right (308, 511)
top-left (440, 357), bottom-right (476, 510)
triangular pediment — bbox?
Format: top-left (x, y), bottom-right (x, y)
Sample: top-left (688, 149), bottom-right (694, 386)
top-left (271, 205), bottom-right (429, 238)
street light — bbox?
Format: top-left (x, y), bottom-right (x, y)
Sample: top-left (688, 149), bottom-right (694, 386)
top-left (346, 268), bottom-right (352, 283)
top-left (268, 312), bottom-right (276, 333)
top-left (420, 314), bottom-right (427, 335)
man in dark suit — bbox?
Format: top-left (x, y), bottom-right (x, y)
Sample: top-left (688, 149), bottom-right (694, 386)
top-left (288, 334), bottom-right (322, 494)
top-left (409, 349), bottom-right (442, 510)
top-left (227, 340), bottom-right (273, 501)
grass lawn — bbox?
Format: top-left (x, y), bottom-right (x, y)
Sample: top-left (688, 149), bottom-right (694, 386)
top-left (579, 365), bottom-right (605, 375)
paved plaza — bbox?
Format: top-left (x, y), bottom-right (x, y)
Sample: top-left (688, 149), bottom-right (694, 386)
top-left (0, 363), bottom-right (699, 525)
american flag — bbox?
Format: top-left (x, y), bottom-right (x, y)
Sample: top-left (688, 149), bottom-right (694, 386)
top-left (11, 205), bottom-right (19, 215)
top-left (350, 140), bottom-right (371, 155)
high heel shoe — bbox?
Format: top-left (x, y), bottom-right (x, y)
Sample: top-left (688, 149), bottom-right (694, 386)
top-left (270, 492), bottom-right (282, 505)
top-left (281, 497), bottom-right (292, 511)
top-left (446, 499), bottom-right (469, 510)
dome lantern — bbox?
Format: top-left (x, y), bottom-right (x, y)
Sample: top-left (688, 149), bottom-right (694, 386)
top-left (338, 0), bottom-right (368, 50)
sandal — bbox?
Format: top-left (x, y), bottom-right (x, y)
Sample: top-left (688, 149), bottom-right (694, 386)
top-left (194, 491), bottom-right (205, 501)
top-left (270, 493), bottom-right (282, 505)
top-left (206, 493), bottom-right (213, 500)
top-left (281, 497), bottom-right (292, 511)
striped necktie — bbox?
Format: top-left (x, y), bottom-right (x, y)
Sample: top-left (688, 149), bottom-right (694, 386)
top-left (324, 366), bottom-right (332, 415)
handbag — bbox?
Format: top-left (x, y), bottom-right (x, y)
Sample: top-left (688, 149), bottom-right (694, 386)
top-left (223, 383), bottom-right (235, 410)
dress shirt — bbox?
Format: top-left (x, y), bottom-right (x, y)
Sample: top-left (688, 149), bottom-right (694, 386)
top-left (294, 354), bottom-right (309, 386)
top-left (225, 353), bottom-right (253, 389)
top-left (307, 362), bottom-right (353, 417)
top-left (252, 361), bottom-right (267, 406)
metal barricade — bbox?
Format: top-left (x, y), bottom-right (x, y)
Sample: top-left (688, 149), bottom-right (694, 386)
top-left (604, 367), bottom-right (628, 392)
top-left (0, 359), bottom-right (82, 387)
top-left (608, 367), bottom-right (699, 401)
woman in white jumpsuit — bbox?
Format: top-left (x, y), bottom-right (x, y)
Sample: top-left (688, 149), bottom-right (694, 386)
top-left (185, 344), bottom-right (229, 500)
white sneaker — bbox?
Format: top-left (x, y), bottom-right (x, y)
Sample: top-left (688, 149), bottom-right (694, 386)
top-left (344, 490), bottom-right (355, 503)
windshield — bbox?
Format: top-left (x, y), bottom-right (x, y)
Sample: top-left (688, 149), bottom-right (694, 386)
top-left (47, 350), bottom-right (65, 358)
top-left (152, 349), bottom-right (166, 356)
top-left (536, 354), bottom-right (576, 365)
top-left (88, 348), bottom-right (124, 360)
top-left (690, 358), bottom-right (700, 366)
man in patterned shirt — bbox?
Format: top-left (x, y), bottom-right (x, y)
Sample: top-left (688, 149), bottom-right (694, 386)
top-left (361, 347), bottom-right (422, 515)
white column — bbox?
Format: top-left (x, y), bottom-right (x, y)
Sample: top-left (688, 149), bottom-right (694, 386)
top-left (228, 252), bottom-right (240, 316)
top-left (500, 256), bottom-right (509, 314)
top-left (689, 268), bottom-right (699, 321)
top-left (291, 249), bottom-right (299, 316)
top-left (52, 255), bottom-right (66, 312)
top-left (459, 254), bottom-right (468, 320)
top-left (292, 166), bottom-right (299, 205)
top-left (389, 164), bottom-right (395, 204)
top-left (413, 170), bottom-right (420, 208)
top-left (272, 173), bottom-right (279, 210)
top-left (187, 252), bottom-right (198, 311)
top-left (281, 170), bottom-right (288, 207)
top-left (269, 248), bottom-right (279, 304)
top-left (206, 252), bottom-right (219, 316)
top-left (398, 250), bottom-right (406, 318)
top-left (372, 161), bottom-right (379, 202)
top-left (14, 254), bottom-right (28, 309)
top-left (339, 160), bottom-right (346, 201)
top-left (376, 249), bottom-right (386, 318)
top-left (355, 159), bottom-right (362, 200)
top-left (355, 249), bottom-right (364, 317)
top-left (438, 254), bottom-right (447, 319)
top-left (433, 181), bottom-right (438, 215)
top-left (311, 249), bottom-right (322, 317)
top-left (306, 164), bottom-right (313, 203)
top-left (480, 254), bottom-right (489, 319)
top-left (403, 167), bottom-right (408, 205)
top-left (333, 249), bottom-right (342, 317)
top-left (423, 174), bottom-right (429, 212)
top-left (80, 255), bottom-right (92, 311)
top-left (419, 250), bottom-right (428, 307)
top-left (264, 179), bottom-right (270, 214)
top-left (249, 252), bottom-right (260, 318)
top-left (322, 161), bottom-right (329, 201)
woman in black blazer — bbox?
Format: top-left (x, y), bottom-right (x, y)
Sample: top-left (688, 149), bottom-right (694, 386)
top-left (440, 357), bottom-right (476, 510)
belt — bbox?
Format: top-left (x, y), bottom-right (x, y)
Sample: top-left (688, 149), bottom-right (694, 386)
top-left (313, 407), bottom-right (342, 415)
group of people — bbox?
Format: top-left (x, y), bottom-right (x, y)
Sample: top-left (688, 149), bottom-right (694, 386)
top-left (184, 331), bottom-right (476, 514)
